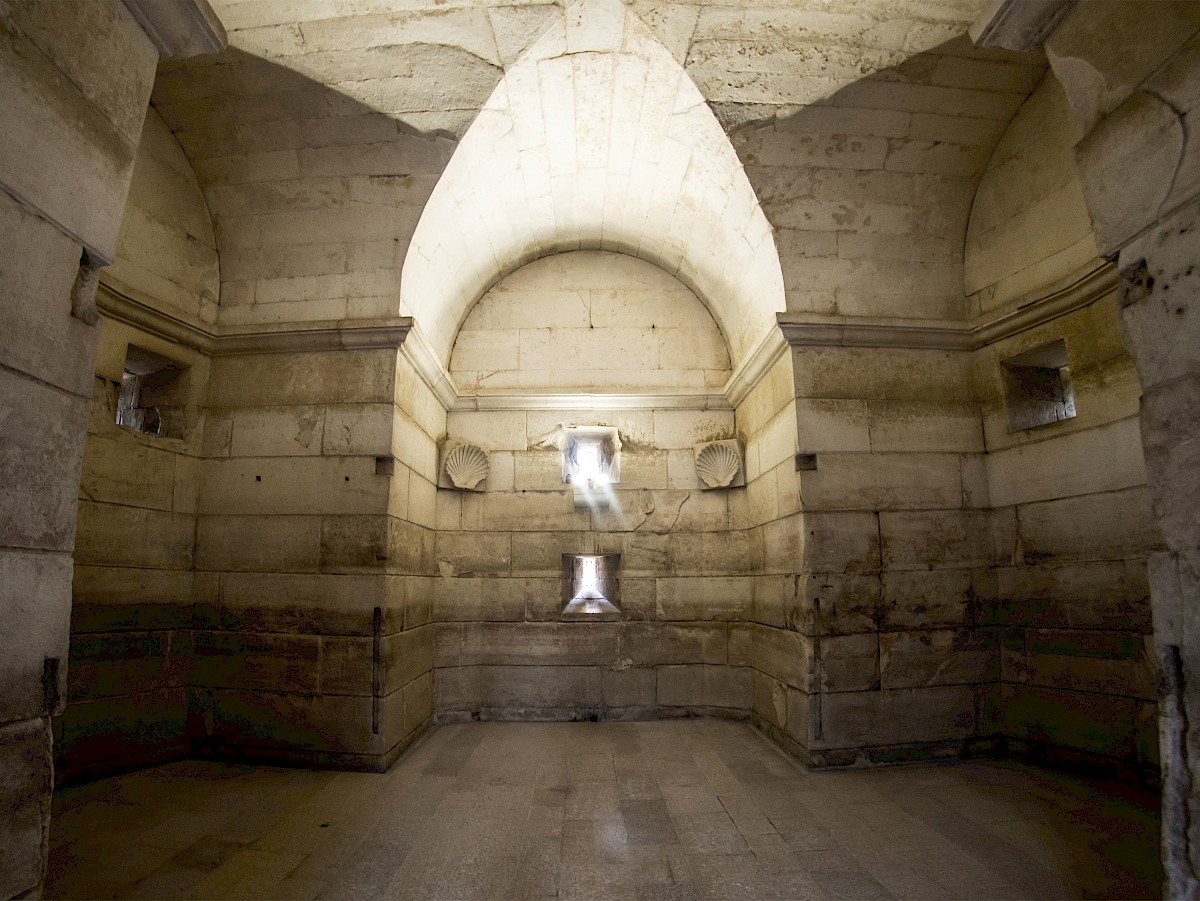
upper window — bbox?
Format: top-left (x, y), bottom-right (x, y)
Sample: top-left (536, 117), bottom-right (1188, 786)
top-left (1001, 339), bottom-right (1076, 432)
top-left (116, 344), bottom-right (188, 439)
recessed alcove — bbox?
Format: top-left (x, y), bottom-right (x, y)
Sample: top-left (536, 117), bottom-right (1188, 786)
top-left (561, 553), bottom-right (621, 620)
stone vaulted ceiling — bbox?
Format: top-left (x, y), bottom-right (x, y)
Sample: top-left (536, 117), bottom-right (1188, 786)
top-left (150, 0), bottom-right (1047, 362)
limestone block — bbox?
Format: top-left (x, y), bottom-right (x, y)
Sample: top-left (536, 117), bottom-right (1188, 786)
top-left (619, 450), bottom-right (670, 491)
top-left (759, 513), bottom-right (804, 574)
top-left (407, 474), bottom-right (438, 531)
top-left (749, 575), bottom-right (794, 629)
top-left (436, 623), bottom-right (463, 668)
top-left (794, 399), bottom-right (870, 453)
top-left (223, 406), bottom-right (325, 457)
top-left (478, 491), bottom-right (580, 532)
top-left (385, 627), bottom-right (435, 694)
top-left (0, 551), bottom-right (71, 722)
top-left (1001, 684), bottom-right (1135, 758)
top-left (657, 665), bottom-right (750, 710)
top-left (1119, 205), bottom-right (1200, 390)
top-left (679, 493), bottom-right (736, 538)
top-left (402, 670), bottom-right (433, 738)
top-left (0, 371), bottom-right (90, 551)
top-left (200, 456), bottom-right (390, 516)
top-left (0, 719), bottom-right (51, 899)
top-left (463, 623), bottom-right (619, 667)
top-left (512, 451), bottom-right (565, 492)
top-left (56, 688), bottom-right (188, 774)
top-left (752, 626), bottom-right (813, 691)
top-left (216, 572), bottom-right (385, 636)
top-left (655, 577), bottom-right (752, 622)
top-left (620, 623), bottom-right (728, 666)
top-left (796, 573), bottom-right (881, 637)
top-left (0, 191), bottom-right (99, 397)
top-left (66, 631), bottom-right (173, 701)
top-left (434, 664), bottom-right (479, 713)
top-left (793, 347), bottom-right (973, 403)
top-left (208, 689), bottom-right (381, 756)
top-left (880, 510), bottom-right (995, 571)
top-left (745, 405), bottom-right (799, 479)
top-left (986, 419), bottom-right (1147, 508)
top-left (192, 631), bottom-right (320, 693)
top-left (990, 560), bottom-right (1152, 631)
top-left (401, 575), bottom-right (434, 631)
top-left (879, 630), bottom-right (998, 690)
top-left (867, 401), bottom-right (983, 453)
top-left (437, 532), bottom-right (512, 577)
top-left (510, 532), bottom-right (589, 577)
top-left (1140, 373), bottom-right (1200, 554)
top-left (786, 686), bottom-right (812, 749)
top-left (798, 452), bottom-right (964, 511)
top-left (386, 517), bottom-right (436, 575)
top-left (802, 512), bottom-right (881, 574)
top-left (1026, 631), bottom-right (1155, 701)
top-left (595, 532), bottom-right (672, 573)
top-left (477, 573), bottom-right (540, 623)
top-left (71, 565), bottom-right (193, 633)
top-left (814, 685), bottom-right (976, 750)
top-left (74, 502), bottom-right (195, 570)
top-left (476, 665), bottom-right (603, 712)
top-left (880, 569), bottom-right (975, 631)
top-left (602, 666), bottom-right (656, 709)
top-left (671, 530), bottom-right (757, 575)
top-left (208, 351), bottom-right (396, 407)
top-left (752, 670), bottom-right (789, 733)
top-left (0, 8), bottom-right (148, 261)
top-left (819, 634), bottom-right (878, 693)
top-left (196, 514), bottom-right (321, 572)
top-left (1017, 488), bottom-right (1161, 563)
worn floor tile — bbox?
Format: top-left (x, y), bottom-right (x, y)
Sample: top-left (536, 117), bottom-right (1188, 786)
top-left (45, 721), bottom-right (1161, 901)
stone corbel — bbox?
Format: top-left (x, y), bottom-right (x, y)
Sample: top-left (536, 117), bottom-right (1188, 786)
top-left (70, 253), bottom-right (103, 326)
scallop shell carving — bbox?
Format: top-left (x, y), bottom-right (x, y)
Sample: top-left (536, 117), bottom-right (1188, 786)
top-left (443, 443), bottom-right (490, 490)
top-left (695, 442), bottom-right (742, 489)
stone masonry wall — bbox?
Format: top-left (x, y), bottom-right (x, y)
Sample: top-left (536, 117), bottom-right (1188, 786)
top-left (194, 345), bottom-right (436, 770)
top-left (435, 252), bottom-right (755, 720)
top-left (787, 344), bottom-right (995, 766)
top-left (57, 99), bottom-right (220, 785)
top-left (0, 1), bottom-right (159, 895)
top-left (60, 318), bottom-right (209, 784)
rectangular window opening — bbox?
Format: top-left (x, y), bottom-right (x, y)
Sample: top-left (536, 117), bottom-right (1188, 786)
top-left (116, 344), bottom-right (189, 439)
top-left (1001, 339), bottom-right (1077, 432)
top-left (561, 554), bottom-right (621, 619)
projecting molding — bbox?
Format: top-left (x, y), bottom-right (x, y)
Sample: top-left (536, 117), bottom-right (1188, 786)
top-left (969, 0), bottom-right (1076, 52)
top-left (779, 263), bottom-right (1119, 352)
top-left (123, 0), bottom-right (227, 59)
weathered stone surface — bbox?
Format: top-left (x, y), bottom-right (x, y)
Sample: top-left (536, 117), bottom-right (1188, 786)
top-left (815, 685), bottom-right (976, 750)
top-left (0, 719), bottom-right (52, 900)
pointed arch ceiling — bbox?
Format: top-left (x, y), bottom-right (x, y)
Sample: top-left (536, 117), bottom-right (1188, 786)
top-left (400, 0), bottom-right (786, 369)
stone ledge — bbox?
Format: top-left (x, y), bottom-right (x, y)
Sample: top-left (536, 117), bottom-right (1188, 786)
top-left (779, 262), bottom-right (1118, 352)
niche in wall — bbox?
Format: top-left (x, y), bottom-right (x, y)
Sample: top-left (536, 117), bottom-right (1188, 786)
top-left (561, 553), bottom-right (621, 619)
top-left (116, 344), bottom-right (189, 439)
top-left (1001, 339), bottom-right (1077, 432)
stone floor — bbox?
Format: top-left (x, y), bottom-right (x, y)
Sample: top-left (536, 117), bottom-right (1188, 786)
top-left (45, 721), bottom-right (1161, 900)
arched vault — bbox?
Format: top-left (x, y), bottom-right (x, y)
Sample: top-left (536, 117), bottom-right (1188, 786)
top-left (400, 0), bottom-right (786, 370)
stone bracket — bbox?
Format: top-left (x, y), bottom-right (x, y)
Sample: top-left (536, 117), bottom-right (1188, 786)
top-left (123, 0), bottom-right (227, 59)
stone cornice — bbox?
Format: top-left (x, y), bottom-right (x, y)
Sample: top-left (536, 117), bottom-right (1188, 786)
top-left (451, 392), bottom-right (731, 413)
top-left (723, 326), bottom-right (788, 408)
top-left (969, 0), bottom-right (1076, 52)
top-left (96, 281), bottom-right (414, 355)
top-left (779, 263), bottom-right (1119, 352)
top-left (123, 0), bottom-right (226, 59)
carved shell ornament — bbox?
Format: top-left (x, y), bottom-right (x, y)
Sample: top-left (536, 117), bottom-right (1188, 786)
top-left (443, 443), bottom-right (490, 490)
top-left (695, 442), bottom-right (742, 489)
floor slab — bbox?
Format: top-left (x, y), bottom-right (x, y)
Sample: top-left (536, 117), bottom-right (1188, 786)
top-left (45, 721), bottom-right (1161, 900)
